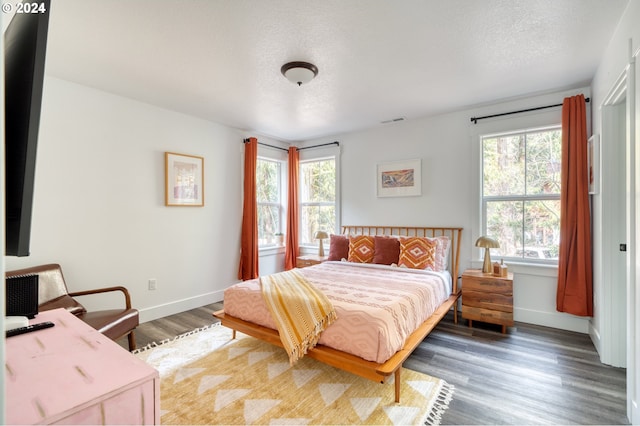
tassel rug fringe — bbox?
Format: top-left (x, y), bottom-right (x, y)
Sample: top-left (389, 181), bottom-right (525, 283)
top-left (131, 322), bottom-right (221, 354)
top-left (422, 381), bottom-right (455, 426)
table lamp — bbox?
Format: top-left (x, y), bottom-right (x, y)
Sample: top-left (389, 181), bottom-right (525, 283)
top-left (475, 236), bottom-right (500, 273)
top-left (314, 231), bottom-right (329, 256)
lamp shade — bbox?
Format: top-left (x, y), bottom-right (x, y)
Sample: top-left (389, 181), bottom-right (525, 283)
top-left (475, 236), bottom-right (499, 273)
top-left (281, 61), bottom-right (318, 86)
top-left (314, 231), bottom-right (329, 240)
top-left (314, 231), bottom-right (329, 257)
top-left (475, 236), bottom-right (499, 248)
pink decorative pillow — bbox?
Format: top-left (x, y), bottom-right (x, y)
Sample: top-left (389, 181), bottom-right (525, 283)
top-left (431, 236), bottom-right (451, 272)
top-left (328, 234), bottom-right (349, 261)
top-left (373, 236), bottom-right (400, 265)
top-left (348, 235), bottom-right (375, 263)
top-left (398, 237), bottom-right (437, 269)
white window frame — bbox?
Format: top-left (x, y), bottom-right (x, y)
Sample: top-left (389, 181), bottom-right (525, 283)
top-left (298, 145), bottom-right (341, 250)
top-left (256, 151), bottom-right (287, 250)
top-left (480, 125), bottom-right (561, 265)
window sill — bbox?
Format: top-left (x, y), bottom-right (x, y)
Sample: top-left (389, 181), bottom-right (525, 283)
top-left (470, 260), bottom-right (558, 278)
top-left (299, 246), bottom-right (322, 256)
top-left (259, 245), bottom-right (285, 256)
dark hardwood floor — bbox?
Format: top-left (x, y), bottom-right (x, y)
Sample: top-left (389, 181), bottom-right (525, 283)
top-left (119, 304), bottom-right (628, 425)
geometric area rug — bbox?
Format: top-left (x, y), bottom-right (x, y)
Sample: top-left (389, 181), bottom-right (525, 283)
top-left (134, 323), bottom-right (454, 425)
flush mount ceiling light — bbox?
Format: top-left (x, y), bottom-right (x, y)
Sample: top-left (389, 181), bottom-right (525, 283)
top-left (281, 61), bottom-right (318, 86)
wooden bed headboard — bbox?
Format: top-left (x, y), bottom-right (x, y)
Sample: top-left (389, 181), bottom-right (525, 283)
top-left (340, 226), bottom-right (463, 294)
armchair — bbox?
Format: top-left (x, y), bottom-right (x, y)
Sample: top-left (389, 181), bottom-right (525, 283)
top-left (6, 264), bottom-right (139, 350)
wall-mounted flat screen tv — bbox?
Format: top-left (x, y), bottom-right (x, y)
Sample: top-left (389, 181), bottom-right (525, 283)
top-left (5, 0), bottom-right (51, 256)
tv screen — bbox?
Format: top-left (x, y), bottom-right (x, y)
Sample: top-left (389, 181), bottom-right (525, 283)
top-left (4, 0), bottom-right (51, 256)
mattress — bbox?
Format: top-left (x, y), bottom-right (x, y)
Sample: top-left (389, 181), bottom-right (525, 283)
top-left (223, 261), bottom-right (451, 363)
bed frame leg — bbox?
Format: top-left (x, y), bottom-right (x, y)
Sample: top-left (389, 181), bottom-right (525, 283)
top-left (394, 368), bottom-right (401, 403)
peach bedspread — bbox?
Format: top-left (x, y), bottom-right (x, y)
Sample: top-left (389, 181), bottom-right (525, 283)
top-left (223, 261), bottom-right (451, 363)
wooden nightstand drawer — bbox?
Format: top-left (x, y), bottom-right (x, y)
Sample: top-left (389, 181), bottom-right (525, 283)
top-left (463, 305), bottom-right (514, 326)
top-left (296, 255), bottom-right (328, 268)
top-left (296, 258), bottom-right (316, 268)
top-left (462, 290), bottom-right (513, 313)
top-left (463, 277), bottom-right (512, 294)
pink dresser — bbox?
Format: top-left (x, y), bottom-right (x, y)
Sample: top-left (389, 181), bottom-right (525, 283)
top-left (5, 308), bottom-right (159, 424)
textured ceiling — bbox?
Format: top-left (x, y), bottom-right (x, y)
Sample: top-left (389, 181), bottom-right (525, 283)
top-left (38, 0), bottom-right (629, 141)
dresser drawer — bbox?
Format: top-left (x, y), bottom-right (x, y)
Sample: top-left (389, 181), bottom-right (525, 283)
top-left (297, 259), bottom-right (316, 268)
top-left (462, 290), bottom-right (513, 313)
top-left (463, 305), bottom-right (514, 326)
top-left (463, 277), bottom-right (512, 294)
top-left (296, 256), bottom-right (327, 268)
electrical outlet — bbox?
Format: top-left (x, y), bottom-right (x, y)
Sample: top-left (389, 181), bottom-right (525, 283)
top-left (148, 278), bottom-right (157, 290)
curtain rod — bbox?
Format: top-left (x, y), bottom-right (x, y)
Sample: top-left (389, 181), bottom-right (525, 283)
top-left (298, 141), bottom-right (339, 151)
top-left (243, 139), bottom-right (288, 152)
top-left (470, 97), bottom-right (590, 124)
top-left (242, 139), bottom-right (340, 152)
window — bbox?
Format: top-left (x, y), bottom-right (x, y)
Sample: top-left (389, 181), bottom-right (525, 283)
top-left (481, 126), bottom-right (561, 263)
top-left (257, 157), bottom-right (283, 247)
top-left (299, 157), bottom-right (336, 246)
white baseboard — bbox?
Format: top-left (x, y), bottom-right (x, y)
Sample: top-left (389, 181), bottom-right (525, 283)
top-left (138, 290), bottom-right (225, 323)
top-left (514, 307), bottom-right (590, 334)
top-left (589, 322), bottom-right (602, 355)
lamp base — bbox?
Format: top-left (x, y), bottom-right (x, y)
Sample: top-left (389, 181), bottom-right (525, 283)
top-left (482, 249), bottom-right (492, 273)
top-left (318, 240), bottom-right (325, 257)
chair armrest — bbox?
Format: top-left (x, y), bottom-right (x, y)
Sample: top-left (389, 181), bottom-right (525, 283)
top-left (68, 286), bottom-right (133, 309)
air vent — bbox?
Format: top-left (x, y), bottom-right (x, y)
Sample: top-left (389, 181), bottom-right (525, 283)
top-left (380, 117), bottom-right (405, 124)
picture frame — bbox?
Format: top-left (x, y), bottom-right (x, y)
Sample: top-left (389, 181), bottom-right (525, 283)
top-left (165, 152), bottom-right (204, 206)
top-left (376, 158), bottom-right (421, 197)
top-left (588, 134), bottom-right (599, 195)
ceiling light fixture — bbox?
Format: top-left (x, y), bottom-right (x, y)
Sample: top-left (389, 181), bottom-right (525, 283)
top-left (281, 61), bottom-right (318, 86)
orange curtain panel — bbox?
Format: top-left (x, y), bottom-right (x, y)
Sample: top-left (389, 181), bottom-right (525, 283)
top-left (284, 147), bottom-right (300, 270)
top-left (556, 95), bottom-right (593, 316)
top-left (238, 137), bottom-right (259, 280)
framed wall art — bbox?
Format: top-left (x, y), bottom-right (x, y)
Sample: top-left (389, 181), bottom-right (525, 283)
top-left (587, 134), bottom-right (599, 195)
top-left (165, 152), bottom-right (204, 206)
top-left (376, 158), bottom-right (421, 197)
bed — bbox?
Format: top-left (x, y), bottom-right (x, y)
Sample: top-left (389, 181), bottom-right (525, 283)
top-left (214, 226), bottom-right (462, 402)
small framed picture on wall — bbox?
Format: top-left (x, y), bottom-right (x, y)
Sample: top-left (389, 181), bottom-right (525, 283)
top-left (165, 152), bottom-right (204, 206)
top-left (376, 158), bottom-right (422, 197)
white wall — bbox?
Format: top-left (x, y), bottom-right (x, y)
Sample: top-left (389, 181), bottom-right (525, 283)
top-left (5, 77), bottom-right (250, 322)
top-left (591, 0), bottom-right (639, 363)
top-left (592, 0), bottom-right (640, 424)
top-left (591, 0), bottom-right (640, 422)
top-left (304, 87), bottom-right (593, 334)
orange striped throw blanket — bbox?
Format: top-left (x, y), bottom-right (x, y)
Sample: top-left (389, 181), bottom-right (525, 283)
top-left (260, 269), bottom-right (337, 364)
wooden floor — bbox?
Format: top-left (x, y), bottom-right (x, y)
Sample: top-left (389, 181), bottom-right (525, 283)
top-left (119, 304), bottom-right (628, 425)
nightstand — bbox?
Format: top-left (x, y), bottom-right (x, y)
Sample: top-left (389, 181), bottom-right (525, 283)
top-left (461, 269), bottom-right (514, 333)
top-left (296, 255), bottom-right (328, 268)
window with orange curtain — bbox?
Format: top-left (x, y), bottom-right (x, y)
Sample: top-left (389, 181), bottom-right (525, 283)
top-left (238, 137), bottom-right (259, 281)
top-left (556, 94), bottom-right (592, 317)
top-left (284, 147), bottom-right (299, 270)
